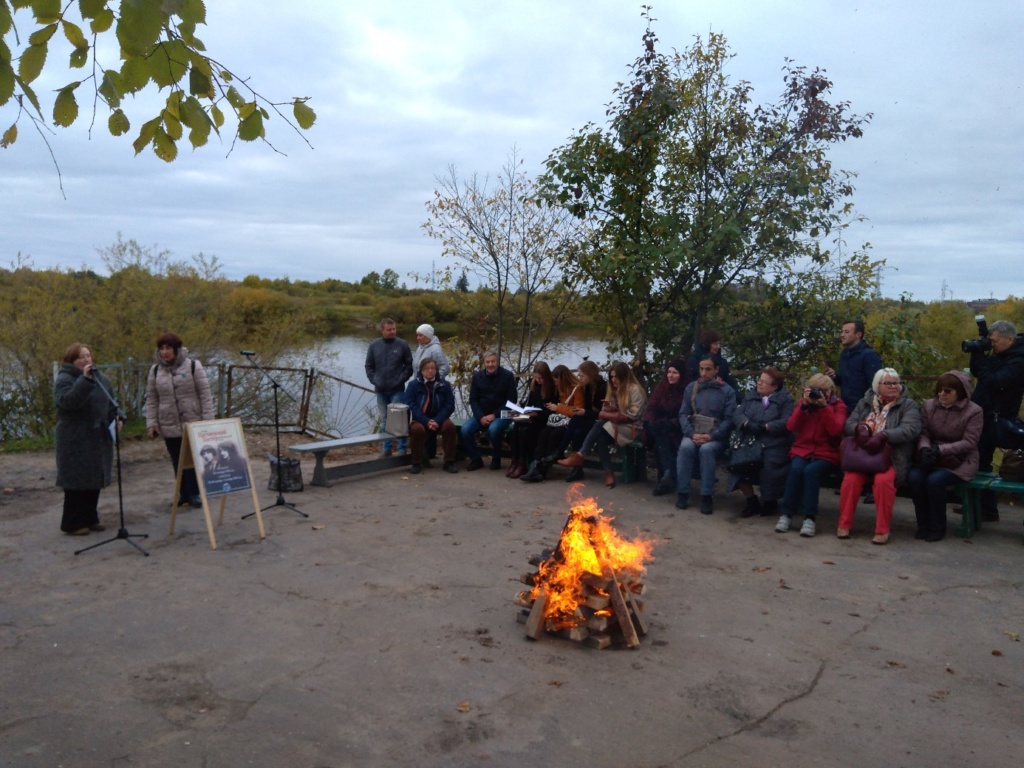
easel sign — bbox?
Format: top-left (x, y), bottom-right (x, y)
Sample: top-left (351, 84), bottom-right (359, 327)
top-left (170, 418), bottom-right (265, 549)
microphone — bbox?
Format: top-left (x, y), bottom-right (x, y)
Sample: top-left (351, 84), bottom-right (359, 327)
top-left (239, 350), bottom-right (256, 356)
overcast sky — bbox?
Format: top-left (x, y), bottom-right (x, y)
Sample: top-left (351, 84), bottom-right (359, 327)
top-left (3, 0), bottom-right (1021, 302)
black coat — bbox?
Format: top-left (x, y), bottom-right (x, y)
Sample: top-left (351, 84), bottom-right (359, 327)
top-left (971, 334), bottom-right (1024, 418)
top-left (53, 363), bottom-right (116, 490)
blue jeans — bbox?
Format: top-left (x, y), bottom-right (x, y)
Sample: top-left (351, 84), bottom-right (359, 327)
top-left (377, 391), bottom-right (408, 453)
top-left (460, 416), bottom-right (512, 462)
top-left (779, 456), bottom-right (839, 520)
top-left (676, 438), bottom-right (723, 496)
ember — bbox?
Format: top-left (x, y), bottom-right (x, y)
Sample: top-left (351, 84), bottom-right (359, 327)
top-left (516, 487), bottom-right (655, 649)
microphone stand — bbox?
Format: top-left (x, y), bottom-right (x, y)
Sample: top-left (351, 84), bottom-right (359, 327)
top-left (239, 350), bottom-right (307, 519)
top-left (76, 371), bottom-right (149, 557)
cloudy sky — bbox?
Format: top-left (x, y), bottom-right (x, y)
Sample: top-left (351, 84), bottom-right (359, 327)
top-left (3, 0), bottom-right (1022, 302)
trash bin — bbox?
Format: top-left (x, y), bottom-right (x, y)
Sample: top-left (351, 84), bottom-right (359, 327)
top-left (268, 453), bottom-right (304, 492)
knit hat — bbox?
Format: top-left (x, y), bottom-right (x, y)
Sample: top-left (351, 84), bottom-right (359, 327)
top-left (667, 358), bottom-right (688, 377)
top-left (416, 324), bottom-right (435, 339)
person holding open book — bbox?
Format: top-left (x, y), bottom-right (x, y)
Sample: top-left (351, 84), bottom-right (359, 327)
top-left (506, 362), bottom-right (558, 478)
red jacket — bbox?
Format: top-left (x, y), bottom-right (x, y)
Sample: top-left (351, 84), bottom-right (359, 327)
top-left (786, 397), bottom-right (848, 464)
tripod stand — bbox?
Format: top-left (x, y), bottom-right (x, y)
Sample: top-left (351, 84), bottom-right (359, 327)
top-left (76, 374), bottom-right (149, 557)
top-left (240, 350), bottom-right (307, 519)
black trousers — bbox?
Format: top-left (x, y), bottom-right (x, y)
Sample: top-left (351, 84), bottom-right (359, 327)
top-left (164, 436), bottom-right (200, 500)
top-left (61, 488), bottom-right (100, 532)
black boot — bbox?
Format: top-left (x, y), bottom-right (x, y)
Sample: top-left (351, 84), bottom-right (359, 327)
top-left (565, 466), bottom-right (584, 482)
top-left (740, 495), bottom-right (761, 518)
top-left (760, 499), bottom-right (778, 517)
top-left (652, 471), bottom-right (675, 496)
top-left (520, 460), bottom-right (544, 482)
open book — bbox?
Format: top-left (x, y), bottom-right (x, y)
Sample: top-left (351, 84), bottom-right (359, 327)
top-left (505, 400), bottom-right (542, 414)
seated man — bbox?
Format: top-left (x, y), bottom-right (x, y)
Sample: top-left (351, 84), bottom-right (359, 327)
top-left (676, 356), bottom-right (738, 515)
top-left (460, 351), bottom-right (517, 471)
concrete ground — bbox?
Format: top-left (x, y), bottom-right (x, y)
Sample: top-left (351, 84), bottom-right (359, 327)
top-left (1, 437), bottom-right (1022, 768)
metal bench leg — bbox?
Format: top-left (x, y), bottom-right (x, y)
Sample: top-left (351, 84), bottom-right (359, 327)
top-left (956, 487), bottom-right (979, 538)
top-left (311, 451), bottom-right (330, 487)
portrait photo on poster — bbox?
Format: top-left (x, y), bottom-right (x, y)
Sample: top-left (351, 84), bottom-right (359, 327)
top-left (190, 420), bottom-right (252, 497)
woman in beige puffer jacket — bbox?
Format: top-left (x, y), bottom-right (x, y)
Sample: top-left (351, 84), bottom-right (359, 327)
top-left (145, 333), bottom-right (215, 506)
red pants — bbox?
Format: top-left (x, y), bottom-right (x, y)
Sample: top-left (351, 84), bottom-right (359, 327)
top-left (838, 467), bottom-right (897, 534)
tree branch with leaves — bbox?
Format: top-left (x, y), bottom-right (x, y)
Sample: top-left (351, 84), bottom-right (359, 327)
top-left (1, 0), bottom-right (315, 189)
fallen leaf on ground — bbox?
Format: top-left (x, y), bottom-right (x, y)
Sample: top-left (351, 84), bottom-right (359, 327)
top-left (821, 560), bottom-right (836, 565)
top-left (778, 579), bottom-right (791, 590)
top-left (456, 701), bottom-right (471, 713)
top-left (886, 660), bottom-right (907, 668)
top-left (1003, 631), bottom-right (1019, 642)
top-left (753, 566), bottom-right (771, 572)
top-left (992, 650), bottom-right (1003, 656)
top-left (312, 524), bottom-right (325, 530)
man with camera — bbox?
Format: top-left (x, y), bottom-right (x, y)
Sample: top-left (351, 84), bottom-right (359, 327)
top-left (967, 318), bottom-right (1024, 521)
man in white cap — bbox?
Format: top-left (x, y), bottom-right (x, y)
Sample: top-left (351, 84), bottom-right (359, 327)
top-left (411, 323), bottom-right (450, 380)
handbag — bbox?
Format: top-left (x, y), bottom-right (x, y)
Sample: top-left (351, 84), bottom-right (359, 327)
top-left (547, 412), bottom-right (571, 428)
top-left (384, 402), bottom-right (410, 437)
top-left (547, 384), bottom-right (578, 429)
top-left (603, 420), bottom-right (641, 447)
top-left (999, 450), bottom-right (1024, 482)
top-left (727, 429), bottom-right (764, 473)
top-left (688, 384), bottom-right (718, 435)
top-left (839, 435), bottom-right (892, 474)
top-left (995, 417), bottom-right (1024, 450)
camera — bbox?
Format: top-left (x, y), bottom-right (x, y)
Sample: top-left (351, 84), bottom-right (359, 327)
top-left (961, 315), bottom-right (991, 354)
top-left (808, 387), bottom-right (824, 400)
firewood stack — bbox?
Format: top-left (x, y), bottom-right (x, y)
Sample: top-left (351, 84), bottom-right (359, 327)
top-left (514, 493), bottom-right (654, 649)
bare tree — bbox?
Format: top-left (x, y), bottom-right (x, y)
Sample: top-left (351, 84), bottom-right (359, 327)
top-left (423, 147), bottom-right (586, 374)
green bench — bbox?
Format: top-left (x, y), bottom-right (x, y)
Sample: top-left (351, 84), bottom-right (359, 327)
top-left (956, 472), bottom-right (1024, 541)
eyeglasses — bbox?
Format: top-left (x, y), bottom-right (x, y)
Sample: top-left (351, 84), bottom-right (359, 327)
top-left (881, 381), bottom-right (900, 387)
top-left (937, 387), bottom-right (957, 395)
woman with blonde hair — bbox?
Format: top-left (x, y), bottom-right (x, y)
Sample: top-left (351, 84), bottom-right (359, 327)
top-left (838, 368), bottom-right (921, 544)
top-left (559, 361), bottom-right (647, 488)
top-left (774, 372), bottom-right (847, 537)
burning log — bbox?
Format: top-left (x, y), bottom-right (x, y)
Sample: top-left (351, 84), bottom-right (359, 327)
top-left (515, 488), bottom-right (655, 648)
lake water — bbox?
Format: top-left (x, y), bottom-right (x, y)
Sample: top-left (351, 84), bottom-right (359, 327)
top-left (284, 333), bottom-right (614, 437)
top-left (292, 334), bottom-right (615, 386)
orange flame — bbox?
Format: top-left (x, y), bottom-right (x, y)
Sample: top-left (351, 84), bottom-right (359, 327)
top-left (529, 486), bottom-right (655, 624)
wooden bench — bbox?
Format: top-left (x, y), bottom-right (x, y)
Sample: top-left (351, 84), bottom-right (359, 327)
top-left (956, 472), bottom-right (1024, 540)
top-left (289, 432), bottom-right (408, 487)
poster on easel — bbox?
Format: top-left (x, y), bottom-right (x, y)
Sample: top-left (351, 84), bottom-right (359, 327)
top-left (170, 418), bottom-right (265, 550)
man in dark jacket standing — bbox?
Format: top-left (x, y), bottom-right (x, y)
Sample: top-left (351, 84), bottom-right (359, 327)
top-left (826, 319), bottom-right (883, 414)
top-left (970, 320), bottom-right (1024, 521)
top-left (365, 318), bottom-right (413, 456)
top-left (460, 351), bottom-right (517, 471)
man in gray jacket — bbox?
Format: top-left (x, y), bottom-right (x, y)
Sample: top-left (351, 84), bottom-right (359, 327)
top-left (365, 318), bottom-right (413, 456)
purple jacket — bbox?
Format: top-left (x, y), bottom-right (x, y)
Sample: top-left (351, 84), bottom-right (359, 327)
top-left (918, 370), bottom-right (984, 482)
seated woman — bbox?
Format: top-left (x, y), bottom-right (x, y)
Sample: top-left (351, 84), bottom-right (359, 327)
top-left (506, 362), bottom-right (558, 478)
top-left (676, 356), bottom-right (738, 514)
top-left (774, 373), bottom-right (847, 537)
top-left (404, 358), bottom-right (458, 474)
top-left (550, 360), bottom-right (607, 482)
top-left (729, 366), bottom-right (794, 519)
top-left (838, 368), bottom-right (922, 544)
top-left (644, 359), bottom-right (688, 496)
top-left (558, 361), bottom-right (646, 489)
top-left (520, 365), bottom-right (584, 482)
top-left (907, 371), bottom-right (983, 541)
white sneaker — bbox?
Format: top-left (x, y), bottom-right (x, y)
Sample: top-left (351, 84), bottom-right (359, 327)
top-left (800, 518), bottom-right (816, 537)
top-left (774, 515), bottom-right (791, 533)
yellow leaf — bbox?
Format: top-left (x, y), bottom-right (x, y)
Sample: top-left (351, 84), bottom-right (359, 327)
top-left (1, 123), bottom-right (17, 148)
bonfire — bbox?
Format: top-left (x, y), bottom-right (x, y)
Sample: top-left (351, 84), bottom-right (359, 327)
top-left (516, 487), bottom-right (656, 649)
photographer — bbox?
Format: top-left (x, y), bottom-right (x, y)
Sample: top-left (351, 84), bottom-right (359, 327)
top-left (774, 373), bottom-right (847, 537)
top-left (968, 319), bottom-right (1024, 521)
